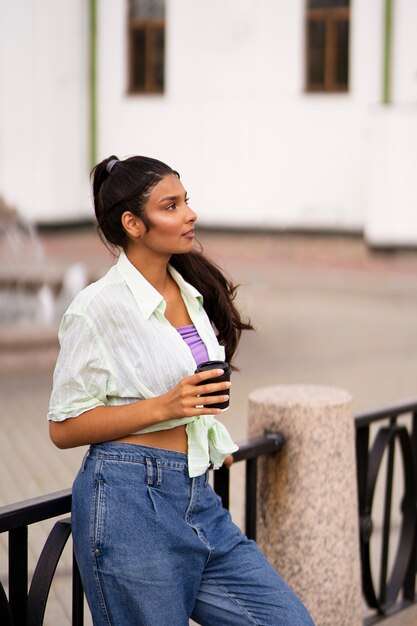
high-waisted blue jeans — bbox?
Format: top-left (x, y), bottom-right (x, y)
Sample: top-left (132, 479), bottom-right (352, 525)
top-left (71, 442), bottom-right (314, 626)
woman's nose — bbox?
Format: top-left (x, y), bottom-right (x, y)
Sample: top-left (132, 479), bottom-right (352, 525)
top-left (187, 206), bottom-right (197, 222)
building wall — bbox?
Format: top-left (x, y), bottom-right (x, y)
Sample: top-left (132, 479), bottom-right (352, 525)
top-left (392, 0), bottom-right (417, 104)
top-left (364, 0), bottom-right (417, 245)
top-left (1, 0), bottom-right (417, 244)
top-left (97, 0), bottom-right (417, 244)
top-left (99, 0), bottom-right (365, 230)
top-left (0, 0), bottom-right (90, 223)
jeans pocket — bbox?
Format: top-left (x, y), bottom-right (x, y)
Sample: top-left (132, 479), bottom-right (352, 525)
top-left (92, 462), bottom-right (106, 552)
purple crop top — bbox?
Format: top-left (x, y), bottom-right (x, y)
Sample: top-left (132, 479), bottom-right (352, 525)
top-left (177, 324), bottom-right (209, 365)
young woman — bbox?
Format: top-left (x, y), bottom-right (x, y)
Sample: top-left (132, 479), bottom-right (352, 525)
top-left (48, 155), bottom-right (314, 626)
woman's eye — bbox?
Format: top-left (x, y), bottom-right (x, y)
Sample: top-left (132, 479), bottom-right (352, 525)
top-left (165, 203), bottom-right (176, 211)
top-left (185, 196), bottom-right (190, 204)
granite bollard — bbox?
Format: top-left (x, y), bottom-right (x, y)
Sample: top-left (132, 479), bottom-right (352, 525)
top-left (248, 384), bottom-right (362, 626)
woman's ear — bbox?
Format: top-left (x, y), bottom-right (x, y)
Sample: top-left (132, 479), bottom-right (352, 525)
top-left (121, 211), bottom-right (145, 239)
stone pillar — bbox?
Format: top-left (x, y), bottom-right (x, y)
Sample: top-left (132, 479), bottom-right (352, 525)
top-left (248, 384), bottom-right (362, 626)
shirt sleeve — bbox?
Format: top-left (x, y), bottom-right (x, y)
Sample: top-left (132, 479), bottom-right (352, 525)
top-left (47, 312), bottom-right (112, 422)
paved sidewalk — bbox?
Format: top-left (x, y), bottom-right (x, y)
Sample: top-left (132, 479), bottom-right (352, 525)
top-left (1, 227), bottom-right (417, 625)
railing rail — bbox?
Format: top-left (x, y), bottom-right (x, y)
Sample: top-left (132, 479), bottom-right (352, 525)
top-left (0, 491), bottom-right (71, 533)
top-left (355, 400), bottom-right (417, 625)
top-left (213, 432), bottom-right (284, 540)
top-left (0, 433), bottom-right (284, 626)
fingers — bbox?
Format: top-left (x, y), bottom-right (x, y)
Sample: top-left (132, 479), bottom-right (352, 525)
top-left (196, 394), bottom-right (230, 407)
top-left (180, 403), bottom-right (225, 416)
top-left (196, 380), bottom-right (231, 396)
top-left (223, 454), bottom-right (234, 468)
top-left (194, 379), bottom-right (230, 411)
top-left (168, 371), bottom-right (231, 418)
top-left (193, 406), bottom-right (223, 415)
top-left (191, 369), bottom-right (226, 385)
top-left (180, 370), bottom-right (230, 399)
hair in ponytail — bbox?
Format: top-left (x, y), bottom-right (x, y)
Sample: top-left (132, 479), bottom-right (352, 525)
top-left (91, 155), bottom-right (253, 368)
top-left (170, 248), bottom-right (253, 369)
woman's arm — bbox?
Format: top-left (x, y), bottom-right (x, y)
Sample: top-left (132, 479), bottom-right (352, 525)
top-left (49, 369), bottom-right (230, 449)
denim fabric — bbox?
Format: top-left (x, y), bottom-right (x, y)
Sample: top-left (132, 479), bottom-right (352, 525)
top-left (72, 442), bottom-right (314, 626)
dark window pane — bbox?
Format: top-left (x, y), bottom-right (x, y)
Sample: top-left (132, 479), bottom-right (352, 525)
top-left (128, 0), bottom-right (165, 94)
top-left (307, 21), bottom-right (326, 86)
top-left (335, 20), bottom-right (349, 85)
top-left (153, 27), bottom-right (165, 90)
top-left (131, 0), bottom-right (165, 19)
top-left (131, 28), bottom-right (146, 89)
top-left (308, 0), bottom-right (349, 8)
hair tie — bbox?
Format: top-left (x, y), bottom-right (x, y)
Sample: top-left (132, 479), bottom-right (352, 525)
top-left (106, 159), bottom-right (119, 174)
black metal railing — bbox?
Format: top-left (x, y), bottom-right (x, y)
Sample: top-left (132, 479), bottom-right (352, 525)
top-left (2, 398), bottom-right (417, 626)
top-left (355, 399), bottom-right (417, 624)
top-left (0, 432), bottom-right (284, 626)
top-left (0, 490), bottom-right (83, 626)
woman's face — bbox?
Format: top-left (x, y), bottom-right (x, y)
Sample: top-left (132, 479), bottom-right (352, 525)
top-left (133, 173), bottom-right (197, 256)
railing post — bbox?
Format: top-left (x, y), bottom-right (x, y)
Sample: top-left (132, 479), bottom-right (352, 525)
top-left (9, 526), bottom-right (28, 626)
top-left (248, 384), bottom-right (362, 626)
top-left (72, 550), bottom-right (84, 626)
top-left (213, 465), bottom-right (230, 510)
top-left (404, 410), bottom-right (417, 600)
top-left (245, 458), bottom-right (257, 541)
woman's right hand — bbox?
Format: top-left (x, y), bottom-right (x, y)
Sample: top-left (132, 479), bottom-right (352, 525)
top-left (49, 369), bottom-right (231, 450)
top-left (157, 369), bottom-right (231, 422)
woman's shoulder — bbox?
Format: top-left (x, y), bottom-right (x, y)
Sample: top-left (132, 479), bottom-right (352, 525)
top-left (65, 264), bottom-right (126, 317)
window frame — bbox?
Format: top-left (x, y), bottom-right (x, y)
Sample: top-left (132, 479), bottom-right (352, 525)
top-left (127, 13), bottom-right (165, 95)
top-left (305, 4), bottom-right (350, 93)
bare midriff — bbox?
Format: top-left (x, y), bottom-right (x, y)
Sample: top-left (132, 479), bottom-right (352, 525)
top-left (115, 424), bottom-right (188, 453)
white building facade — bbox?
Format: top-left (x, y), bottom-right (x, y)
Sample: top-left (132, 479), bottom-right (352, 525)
top-left (1, 0), bottom-right (417, 246)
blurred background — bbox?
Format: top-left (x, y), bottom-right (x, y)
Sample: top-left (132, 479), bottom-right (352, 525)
top-left (1, 1), bottom-right (417, 622)
top-left (1, 0), bottom-right (417, 241)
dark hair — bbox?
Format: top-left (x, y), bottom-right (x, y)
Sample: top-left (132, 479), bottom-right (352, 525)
top-left (91, 155), bottom-right (253, 368)
top-left (92, 155), bottom-right (175, 248)
top-left (170, 249), bottom-right (253, 369)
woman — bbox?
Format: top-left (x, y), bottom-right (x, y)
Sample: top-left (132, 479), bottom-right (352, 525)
top-left (48, 155), bottom-right (314, 626)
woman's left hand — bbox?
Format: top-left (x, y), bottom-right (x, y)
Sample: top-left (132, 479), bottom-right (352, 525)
top-left (223, 455), bottom-right (234, 468)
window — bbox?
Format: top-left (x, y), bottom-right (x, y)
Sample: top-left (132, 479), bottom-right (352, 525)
top-left (305, 0), bottom-right (350, 93)
top-left (128, 0), bottom-right (165, 94)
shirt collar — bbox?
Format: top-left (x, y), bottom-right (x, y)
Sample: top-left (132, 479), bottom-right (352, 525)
top-left (168, 265), bottom-right (204, 309)
top-left (116, 250), bottom-right (203, 320)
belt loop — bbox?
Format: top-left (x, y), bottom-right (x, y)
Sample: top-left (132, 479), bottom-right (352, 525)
top-left (146, 458), bottom-right (154, 486)
top-left (204, 470), bottom-right (209, 487)
top-left (156, 459), bottom-right (162, 486)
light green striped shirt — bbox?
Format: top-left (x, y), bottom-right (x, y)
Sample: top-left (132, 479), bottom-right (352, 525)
top-left (48, 251), bottom-right (238, 477)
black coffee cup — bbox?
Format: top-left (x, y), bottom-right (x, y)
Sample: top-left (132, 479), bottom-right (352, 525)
top-left (195, 360), bottom-right (231, 411)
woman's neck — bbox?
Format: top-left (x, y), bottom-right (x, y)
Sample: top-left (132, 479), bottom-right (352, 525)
top-left (125, 246), bottom-right (171, 294)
